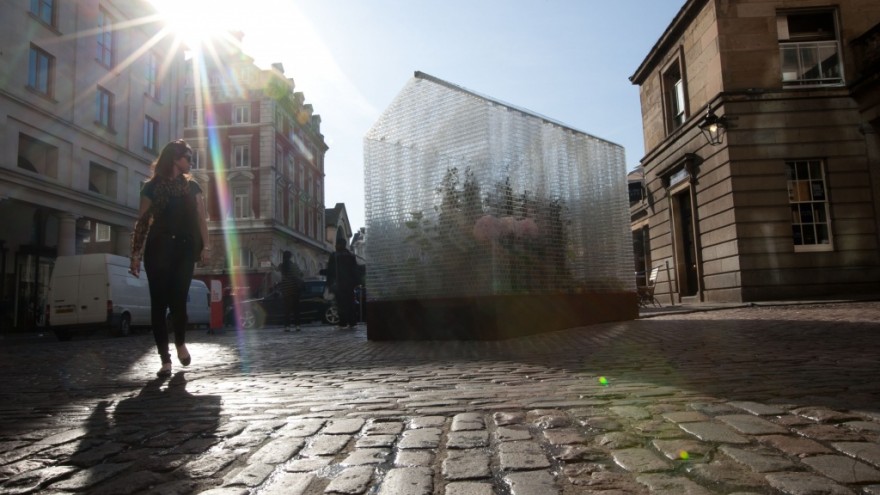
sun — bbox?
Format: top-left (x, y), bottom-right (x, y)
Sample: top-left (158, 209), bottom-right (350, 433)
top-left (149, 0), bottom-right (243, 51)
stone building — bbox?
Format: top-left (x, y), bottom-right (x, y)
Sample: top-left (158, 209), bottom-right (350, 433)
top-left (0, 0), bottom-right (185, 330)
top-left (630, 0), bottom-right (880, 303)
top-left (183, 40), bottom-right (329, 297)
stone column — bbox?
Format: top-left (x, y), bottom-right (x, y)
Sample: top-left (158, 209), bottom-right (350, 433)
top-left (57, 213), bottom-right (78, 257)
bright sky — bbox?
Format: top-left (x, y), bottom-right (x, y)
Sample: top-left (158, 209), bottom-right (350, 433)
top-left (150, 0), bottom-right (684, 232)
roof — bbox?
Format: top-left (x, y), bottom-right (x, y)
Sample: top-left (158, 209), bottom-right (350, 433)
top-left (411, 71), bottom-right (622, 148)
top-left (629, 0), bottom-right (708, 85)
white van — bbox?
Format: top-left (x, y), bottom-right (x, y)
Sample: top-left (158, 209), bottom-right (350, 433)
top-left (49, 254), bottom-right (210, 340)
top-left (186, 279), bottom-right (210, 328)
top-left (49, 254), bottom-right (150, 340)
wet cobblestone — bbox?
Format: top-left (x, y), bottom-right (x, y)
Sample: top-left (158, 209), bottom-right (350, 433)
top-left (0, 301), bottom-right (879, 493)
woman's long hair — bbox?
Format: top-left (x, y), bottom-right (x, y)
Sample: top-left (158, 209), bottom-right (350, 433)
top-left (151, 139), bottom-right (191, 180)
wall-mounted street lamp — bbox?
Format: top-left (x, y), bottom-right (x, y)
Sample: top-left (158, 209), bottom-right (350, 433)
top-left (698, 107), bottom-right (728, 146)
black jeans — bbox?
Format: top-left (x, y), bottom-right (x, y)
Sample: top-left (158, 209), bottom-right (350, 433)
top-left (144, 233), bottom-right (195, 364)
top-left (336, 285), bottom-right (357, 326)
top-left (283, 290), bottom-right (300, 327)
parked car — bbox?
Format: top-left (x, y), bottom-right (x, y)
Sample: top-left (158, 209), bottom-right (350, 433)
top-left (236, 280), bottom-right (349, 329)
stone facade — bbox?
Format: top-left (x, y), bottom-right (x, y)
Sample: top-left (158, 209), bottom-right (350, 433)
top-left (0, 0), bottom-right (185, 330)
top-left (183, 43), bottom-right (330, 298)
top-left (631, 0), bottom-right (880, 303)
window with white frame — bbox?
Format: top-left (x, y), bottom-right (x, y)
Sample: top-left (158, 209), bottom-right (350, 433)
top-left (88, 162), bottom-right (117, 199)
top-left (662, 57), bottom-right (687, 134)
top-left (786, 159), bottom-right (832, 250)
top-left (28, 45), bottom-right (54, 96)
top-left (82, 221), bottom-right (91, 243)
top-left (287, 154), bottom-right (295, 179)
top-left (146, 51), bottom-right (160, 100)
top-left (233, 104), bottom-right (250, 124)
top-left (96, 7), bottom-right (114, 67)
top-left (233, 186), bottom-right (251, 218)
top-left (232, 248), bottom-right (253, 267)
top-left (96, 86), bottom-right (113, 128)
top-left (96, 222), bottom-right (112, 242)
top-left (778, 10), bottom-right (843, 86)
top-left (30, 0), bottom-right (56, 26)
top-left (188, 107), bottom-right (203, 127)
top-left (233, 143), bottom-right (250, 168)
top-left (143, 116), bottom-right (157, 152)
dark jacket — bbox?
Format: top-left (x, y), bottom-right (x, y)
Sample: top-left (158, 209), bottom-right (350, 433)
top-left (326, 248), bottom-right (359, 294)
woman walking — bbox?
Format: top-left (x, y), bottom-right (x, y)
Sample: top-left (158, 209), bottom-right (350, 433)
top-left (129, 139), bottom-right (209, 378)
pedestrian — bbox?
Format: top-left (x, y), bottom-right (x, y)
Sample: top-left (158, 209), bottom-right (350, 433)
top-left (325, 239), bottom-right (360, 329)
top-left (129, 139), bottom-right (209, 378)
top-left (278, 250), bottom-right (303, 332)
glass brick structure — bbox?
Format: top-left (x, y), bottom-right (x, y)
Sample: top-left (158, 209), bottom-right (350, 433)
top-left (364, 72), bottom-right (636, 340)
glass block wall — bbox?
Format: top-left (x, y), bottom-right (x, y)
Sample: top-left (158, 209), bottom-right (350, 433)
top-left (364, 72), bottom-right (633, 301)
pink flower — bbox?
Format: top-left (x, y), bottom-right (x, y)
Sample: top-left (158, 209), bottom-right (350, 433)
top-left (499, 216), bottom-right (517, 236)
top-left (516, 218), bottom-right (539, 238)
top-left (473, 215), bottom-right (500, 243)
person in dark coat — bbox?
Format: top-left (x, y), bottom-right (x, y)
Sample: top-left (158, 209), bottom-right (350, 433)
top-left (325, 240), bottom-right (359, 328)
top-left (278, 250), bottom-right (303, 332)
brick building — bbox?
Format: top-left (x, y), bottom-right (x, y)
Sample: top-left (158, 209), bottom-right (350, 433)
top-left (630, 0), bottom-right (880, 303)
top-left (183, 39), bottom-right (329, 298)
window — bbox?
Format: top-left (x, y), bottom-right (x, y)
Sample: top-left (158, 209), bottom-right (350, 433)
top-left (778, 11), bottom-right (843, 86)
top-left (233, 144), bottom-right (250, 168)
top-left (28, 45), bottom-right (54, 96)
top-left (275, 146), bottom-right (283, 172)
top-left (786, 159), bottom-right (832, 250)
top-left (233, 186), bottom-right (251, 218)
top-left (276, 184), bottom-right (284, 219)
top-left (89, 162), bottom-right (117, 199)
top-left (662, 58), bottom-right (687, 133)
top-left (96, 86), bottom-right (114, 128)
top-left (298, 166), bottom-right (306, 229)
top-left (30, 0), bottom-right (55, 26)
top-left (233, 104), bottom-right (250, 124)
top-left (17, 133), bottom-right (58, 178)
top-left (288, 193), bottom-right (295, 228)
top-left (192, 148), bottom-right (204, 169)
top-left (232, 248), bottom-right (253, 268)
top-left (143, 116), bottom-right (157, 152)
top-left (96, 223), bottom-right (111, 242)
top-left (82, 221), bottom-right (91, 243)
top-left (146, 52), bottom-right (160, 99)
top-left (188, 107), bottom-right (203, 127)
top-left (287, 154), bottom-right (295, 179)
top-left (96, 8), bottom-right (114, 67)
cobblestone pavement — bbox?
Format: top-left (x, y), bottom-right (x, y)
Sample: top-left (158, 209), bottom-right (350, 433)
top-left (1, 302), bottom-right (879, 494)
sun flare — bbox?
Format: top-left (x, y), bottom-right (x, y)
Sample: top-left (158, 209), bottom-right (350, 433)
top-left (150, 0), bottom-right (243, 51)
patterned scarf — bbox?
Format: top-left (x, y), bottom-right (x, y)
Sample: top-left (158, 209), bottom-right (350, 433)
top-left (130, 176), bottom-right (190, 262)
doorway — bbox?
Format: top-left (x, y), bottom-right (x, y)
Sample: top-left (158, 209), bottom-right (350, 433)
top-left (671, 189), bottom-right (699, 298)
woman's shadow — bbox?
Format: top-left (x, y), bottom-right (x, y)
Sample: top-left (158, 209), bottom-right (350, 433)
top-left (68, 372), bottom-right (222, 493)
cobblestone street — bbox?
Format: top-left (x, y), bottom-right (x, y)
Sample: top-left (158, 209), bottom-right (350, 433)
top-left (1, 302), bottom-right (879, 494)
